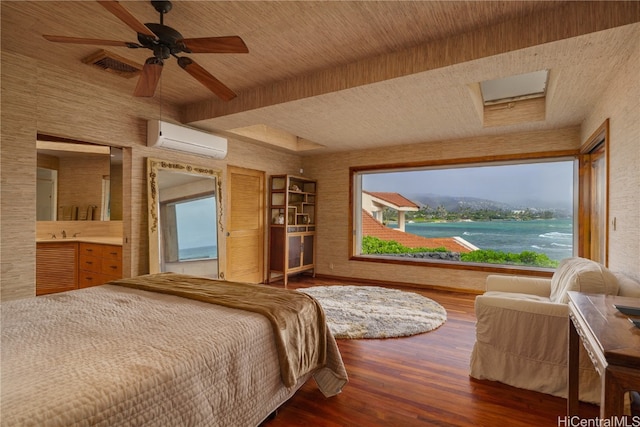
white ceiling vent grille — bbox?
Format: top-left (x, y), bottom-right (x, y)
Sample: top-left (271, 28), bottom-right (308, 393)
top-left (82, 50), bottom-right (142, 79)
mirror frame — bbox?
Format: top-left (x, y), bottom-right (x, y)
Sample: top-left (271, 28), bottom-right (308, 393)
top-left (147, 158), bottom-right (223, 275)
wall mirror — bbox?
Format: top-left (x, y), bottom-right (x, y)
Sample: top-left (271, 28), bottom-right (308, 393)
top-left (36, 137), bottom-right (122, 221)
top-left (147, 158), bottom-right (222, 278)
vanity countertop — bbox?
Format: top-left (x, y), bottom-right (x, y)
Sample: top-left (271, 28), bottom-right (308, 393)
top-left (36, 237), bottom-right (123, 246)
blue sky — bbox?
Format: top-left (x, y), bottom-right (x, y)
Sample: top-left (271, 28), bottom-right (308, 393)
top-left (362, 160), bottom-right (574, 208)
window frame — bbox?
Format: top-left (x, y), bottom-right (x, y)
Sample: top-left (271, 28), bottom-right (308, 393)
top-left (349, 149), bottom-right (580, 276)
top-left (578, 119), bottom-right (609, 265)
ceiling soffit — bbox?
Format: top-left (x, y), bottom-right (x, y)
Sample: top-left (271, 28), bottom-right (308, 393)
top-left (181, 1), bottom-right (640, 125)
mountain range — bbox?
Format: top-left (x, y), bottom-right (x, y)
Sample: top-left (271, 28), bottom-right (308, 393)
top-left (406, 193), bottom-right (571, 213)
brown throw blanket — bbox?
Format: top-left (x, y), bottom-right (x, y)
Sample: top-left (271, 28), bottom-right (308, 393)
top-left (110, 272), bottom-right (327, 387)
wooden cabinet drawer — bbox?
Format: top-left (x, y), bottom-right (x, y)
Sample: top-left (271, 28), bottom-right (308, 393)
top-left (79, 243), bottom-right (123, 286)
top-left (102, 245), bottom-right (122, 261)
top-left (79, 254), bottom-right (101, 273)
top-left (101, 257), bottom-right (122, 277)
top-left (79, 243), bottom-right (103, 258)
top-left (78, 272), bottom-right (102, 289)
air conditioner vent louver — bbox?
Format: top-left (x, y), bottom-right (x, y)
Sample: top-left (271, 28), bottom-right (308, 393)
top-left (82, 49), bottom-right (141, 79)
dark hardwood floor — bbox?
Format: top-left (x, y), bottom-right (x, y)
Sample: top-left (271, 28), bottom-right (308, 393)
top-left (262, 275), bottom-right (599, 427)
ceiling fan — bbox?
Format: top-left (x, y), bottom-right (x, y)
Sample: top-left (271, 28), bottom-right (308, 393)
top-left (43, 0), bottom-right (248, 101)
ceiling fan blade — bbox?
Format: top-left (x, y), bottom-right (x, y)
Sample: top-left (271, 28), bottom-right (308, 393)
top-left (43, 35), bottom-right (133, 47)
top-left (177, 57), bottom-right (237, 101)
top-left (179, 36), bottom-right (249, 54)
top-left (97, 1), bottom-right (157, 39)
top-left (134, 59), bottom-right (163, 97)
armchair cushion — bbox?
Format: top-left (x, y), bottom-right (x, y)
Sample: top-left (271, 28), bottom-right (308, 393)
top-left (485, 274), bottom-right (551, 297)
top-left (549, 257), bottom-right (618, 303)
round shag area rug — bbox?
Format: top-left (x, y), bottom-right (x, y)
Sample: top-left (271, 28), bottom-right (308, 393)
top-left (299, 285), bottom-right (447, 339)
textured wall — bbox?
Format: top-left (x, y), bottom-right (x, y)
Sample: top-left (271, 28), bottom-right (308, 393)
top-left (581, 38), bottom-right (640, 280)
top-left (302, 35), bottom-right (640, 290)
top-left (2, 32), bottom-right (638, 300)
top-left (303, 128), bottom-right (582, 292)
top-left (0, 51), bottom-right (302, 301)
top-left (1, 52), bottom-right (38, 301)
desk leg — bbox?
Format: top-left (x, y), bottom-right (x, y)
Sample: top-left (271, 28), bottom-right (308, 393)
top-left (568, 317), bottom-right (580, 416)
top-left (602, 367), bottom-right (627, 419)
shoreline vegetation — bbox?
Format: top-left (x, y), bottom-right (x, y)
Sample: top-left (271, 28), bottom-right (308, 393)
top-left (362, 235), bottom-right (559, 268)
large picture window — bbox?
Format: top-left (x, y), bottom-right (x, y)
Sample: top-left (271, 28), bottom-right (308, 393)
top-left (352, 157), bottom-right (576, 271)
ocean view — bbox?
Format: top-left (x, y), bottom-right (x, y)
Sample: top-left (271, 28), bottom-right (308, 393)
top-left (389, 218), bottom-right (573, 261)
top-left (179, 245), bottom-right (218, 260)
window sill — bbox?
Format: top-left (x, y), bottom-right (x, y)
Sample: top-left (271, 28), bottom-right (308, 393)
top-left (350, 255), bottom-right (555, 277)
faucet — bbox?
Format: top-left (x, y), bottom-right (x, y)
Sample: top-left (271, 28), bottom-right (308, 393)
top-left (61, 230), bottom-right (66, 239)
top-left (73, 232), bottom-right (81, 237)
top-left (49, 233), bottom-right (56, 239)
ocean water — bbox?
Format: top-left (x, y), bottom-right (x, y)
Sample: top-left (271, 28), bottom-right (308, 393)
top-left (390, 218), bottom-right (573, 261)
top-left (179, 245), bottom-right (218, 260)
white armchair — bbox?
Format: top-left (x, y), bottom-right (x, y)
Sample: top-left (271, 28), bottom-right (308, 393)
top-left (469, 257), bottom-right (640, 404)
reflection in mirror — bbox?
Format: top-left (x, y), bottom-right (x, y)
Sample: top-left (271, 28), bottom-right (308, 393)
top-left (147, 158), bottom-right (222, 278)
top-left (36, 138), bottom-right (122, 221)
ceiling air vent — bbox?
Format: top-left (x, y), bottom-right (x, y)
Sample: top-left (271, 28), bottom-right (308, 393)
top-left (82, 50), bottom-right (142, 79)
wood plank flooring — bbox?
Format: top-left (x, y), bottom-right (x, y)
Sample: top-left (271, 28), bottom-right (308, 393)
top-left (262, 275), bottom-right (599, 427)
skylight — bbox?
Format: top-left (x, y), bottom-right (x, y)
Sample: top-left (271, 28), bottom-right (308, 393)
top-left (480, 70), bottom-right (549, 105)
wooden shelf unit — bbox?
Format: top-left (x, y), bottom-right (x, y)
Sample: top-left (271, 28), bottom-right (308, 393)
top-left (268, 175), bottom-right (316, 286)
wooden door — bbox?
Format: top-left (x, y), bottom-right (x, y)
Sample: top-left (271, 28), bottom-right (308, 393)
top-left (579, 120), bottom-right (609, 265)
top-left (226, 166), bottom-right (265, 283)
top-left (589, 149), bottom-right (607, 263)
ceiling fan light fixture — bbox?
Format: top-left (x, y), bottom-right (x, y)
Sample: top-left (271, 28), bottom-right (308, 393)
top-left (152, 44), bottom-right (171, 60)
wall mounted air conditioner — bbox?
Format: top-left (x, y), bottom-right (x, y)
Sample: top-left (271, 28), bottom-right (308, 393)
top-left (147, 120), bottom-right (227, 159)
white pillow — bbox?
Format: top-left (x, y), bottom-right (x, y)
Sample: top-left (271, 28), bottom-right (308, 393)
top-left (549, 257), bottom-right (619, 303)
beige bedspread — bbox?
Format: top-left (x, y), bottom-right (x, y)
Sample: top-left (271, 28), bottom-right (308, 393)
top-left (0, 275), bottom-right (347, 426)
top-left (109, 273), bottom-right (326, 388)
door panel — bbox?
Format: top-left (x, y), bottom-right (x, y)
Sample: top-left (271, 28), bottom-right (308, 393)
top-left (579, 119), bottom-right (608, 265)
top-left (226, 166), bottom-right (265, 283)
top-left (589, 150), bottom-right (606, 263)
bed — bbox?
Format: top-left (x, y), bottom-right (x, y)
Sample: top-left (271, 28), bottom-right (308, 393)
top-left (0, 273), bottom-right (347, 426)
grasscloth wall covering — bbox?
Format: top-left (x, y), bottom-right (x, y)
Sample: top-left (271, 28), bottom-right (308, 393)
top-left (301, 45), bottom-right (640, 291)
top-left (1, 28), bottom-right (639, 299)
top-left (581, 38), bottom-right (640, 277)
top-left (0, 51), bottom-right (301, 301)
top-left (303, 128), bottom-right (581, 292)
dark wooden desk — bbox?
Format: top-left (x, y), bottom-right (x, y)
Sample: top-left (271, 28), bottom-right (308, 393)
top-left (568, 291), bottom-right (640, 418)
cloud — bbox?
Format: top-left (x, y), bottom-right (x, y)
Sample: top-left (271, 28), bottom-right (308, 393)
top-left (362, 160), bottom-right (573, 207)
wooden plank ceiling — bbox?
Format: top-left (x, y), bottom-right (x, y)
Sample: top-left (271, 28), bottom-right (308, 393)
top-left (2, 1), bottom-right (639, 153)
